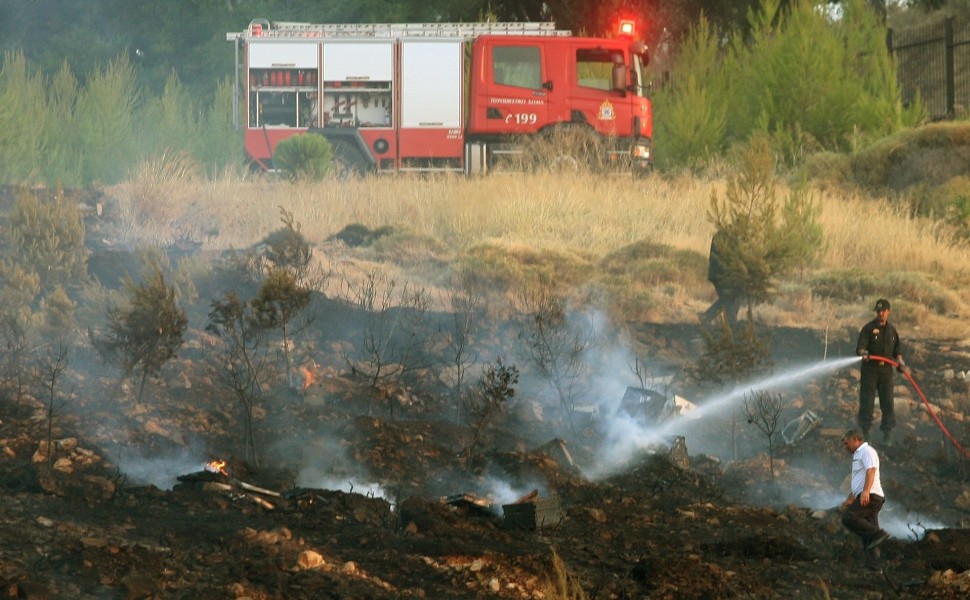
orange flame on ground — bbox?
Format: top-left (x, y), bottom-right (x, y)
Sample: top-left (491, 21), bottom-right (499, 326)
top-left (205, 459), bottom-right (228, 477)
top-left (302, 367), bottom-right (317, 390)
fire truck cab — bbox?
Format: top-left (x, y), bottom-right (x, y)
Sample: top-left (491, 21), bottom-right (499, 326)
top-left (226, 20), bottom-right (652, 175)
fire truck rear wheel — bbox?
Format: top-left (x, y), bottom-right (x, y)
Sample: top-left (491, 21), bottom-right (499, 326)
top-left (329, 140), bottom-right (368, 179)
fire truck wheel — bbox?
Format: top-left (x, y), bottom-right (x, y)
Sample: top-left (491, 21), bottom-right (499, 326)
top-left (329, 140), bottom-right (369, 179)
top-left (530, 126), bottom-right (604, 173)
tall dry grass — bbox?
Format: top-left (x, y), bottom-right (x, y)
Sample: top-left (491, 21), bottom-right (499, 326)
top-left (106, 171), bottom-right (970, 339)
top-left (820, 189), bottom-right (970, 274)
top-left (111, 172), bottom-right (716, 253)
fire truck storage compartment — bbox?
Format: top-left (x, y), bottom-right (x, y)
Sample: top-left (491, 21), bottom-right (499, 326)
top-left (397, 39), bottom-right (463, 164)
top-left (322, 41), bottom-right (393, 128)
top-left (401, 40), bottom-right (462, 129)
top-left (248, 42), bottom-right (319, 129)
top-left (249, 41), bottom-right (319, 70)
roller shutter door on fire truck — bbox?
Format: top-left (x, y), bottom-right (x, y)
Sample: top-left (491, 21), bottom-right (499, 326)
top-left (400, 40), bottom-right (463, 160)
top-left (322, 40), bottom-right (394, 129)
top-left (246, 41), bottom-right (318, 162)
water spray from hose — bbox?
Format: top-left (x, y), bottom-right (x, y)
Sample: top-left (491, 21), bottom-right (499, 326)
top-left (866, 355), bottom-right (969, 458)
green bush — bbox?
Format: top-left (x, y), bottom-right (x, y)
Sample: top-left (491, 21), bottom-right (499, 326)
top-left (809, 270), bottom-right (961, 316)
top-left (455, 244), bottom-right (594, 295)
top-left (93, 261), bottom-right (188, 403)
top-left (652, 17), bottom-right (729, 171)
top-left (709, 135), bottom-right (823, 314)
top-left (0, 51), bottom-right (47, 184)
top-left (273, 134), bottom-right (334, 181)
top-left (599, 240), bottom-right (707, 288)
top-left (658, 0), bottom-right (907, 171)
top-left (0, 50), bottom-right (242, 186)
top-left (6, 188), bottom-right (88, 294)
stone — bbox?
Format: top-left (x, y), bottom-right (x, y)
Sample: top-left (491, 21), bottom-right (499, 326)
top-left (296, 550), bottom-right (325, 570)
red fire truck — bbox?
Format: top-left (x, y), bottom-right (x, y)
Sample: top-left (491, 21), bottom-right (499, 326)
top-left (226, 19), bottom-right (652, 175)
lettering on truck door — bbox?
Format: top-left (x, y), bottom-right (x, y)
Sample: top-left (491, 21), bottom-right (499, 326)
top-left (482, 42), bottom-right (549, 134)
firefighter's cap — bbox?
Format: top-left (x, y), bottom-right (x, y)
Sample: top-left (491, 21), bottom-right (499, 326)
top-left (874, 299), bottom-right (891, 311)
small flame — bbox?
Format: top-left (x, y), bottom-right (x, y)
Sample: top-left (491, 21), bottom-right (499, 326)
top-left (302, 366), bottom-right (317, 390)
top-left (205, 459), bottom-right (228, 477)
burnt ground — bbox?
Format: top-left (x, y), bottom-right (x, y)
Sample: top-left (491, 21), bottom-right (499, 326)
top-left (3, 320), bottom-right (970, 599)
top-left (1, 189), bottom-right (970, 599)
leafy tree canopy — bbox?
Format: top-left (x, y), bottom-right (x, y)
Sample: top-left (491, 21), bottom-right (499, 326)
top-left (1, 1), bottom-right (895, 97)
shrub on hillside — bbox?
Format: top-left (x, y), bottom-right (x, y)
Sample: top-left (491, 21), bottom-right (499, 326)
top-left (6, 188), bottom-right (88, 295)
top-left (0, 51), bottom-right (46, 184)
top-left (93, 261), bottom-right (188, 403)
top-left (656, 0), bottom-right (910, 171)
top-left (599, 241), bottom-right (708, 288)
top-left (456, 243), bottom-right (595, 297)
top-left (370, 229), bottom-right (452, 268)
top-left (809, 270), bottom-right (962, 316)
top-left (849, 123), bottom-right (970, 192)
top-left (709, 135), bottom-right (823, 319)
top-left (652, 17), bottom-right (729, 170)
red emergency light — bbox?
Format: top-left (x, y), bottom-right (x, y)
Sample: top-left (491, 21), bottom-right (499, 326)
top-left (617, 20), bottom-right (636, 39)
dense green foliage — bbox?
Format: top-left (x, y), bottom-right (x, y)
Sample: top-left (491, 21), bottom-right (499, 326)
top-left (1, 0), bottom-right (816, 95)
top-left (0, 188), bottom-right (87, 338)
top-left (272, 134), bottom-right (334, 181)
top-left (709, 135), bottom-right (823, 315)
top-left (653, 0), bottom-right (923, 170)
top-left (0, 50), bottom-right (237, 186)
top-left (5, 188), bottom-right (88, 294)
top-left (0, 0), bottom-right (951, 184)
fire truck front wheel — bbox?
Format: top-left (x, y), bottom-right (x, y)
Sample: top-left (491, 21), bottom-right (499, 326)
top-left (529, 126), bottom-right (605, 173)
top-left (329, 140), bottom-right (370, 179)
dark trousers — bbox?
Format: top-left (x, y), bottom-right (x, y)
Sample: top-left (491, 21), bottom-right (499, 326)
top-left (841, 494), bottom-right (885, 546)
top-left (702, 284), bottom-right (742, 326)
top-left (859, 363), bottom-right (895, 434)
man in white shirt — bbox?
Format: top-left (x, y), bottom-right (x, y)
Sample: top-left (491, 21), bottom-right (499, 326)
top-left (840, 429), bottom-right (890, 569)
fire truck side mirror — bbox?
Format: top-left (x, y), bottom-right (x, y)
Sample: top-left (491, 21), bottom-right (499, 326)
top-left (542, 80), bottom-right (553, 91)
top-left (630, 41), bottom-right (650, 67)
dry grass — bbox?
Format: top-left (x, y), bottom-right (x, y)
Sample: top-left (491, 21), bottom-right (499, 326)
top-left (104, 171), bottom-right (970, 340)
top-left (820, 188), bottom-right (969, 273)
top-left (108, 172), bottom-right (715, 255)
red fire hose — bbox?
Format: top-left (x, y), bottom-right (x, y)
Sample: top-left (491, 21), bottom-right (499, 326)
top-left (867, 355), bottom-right (969, 458)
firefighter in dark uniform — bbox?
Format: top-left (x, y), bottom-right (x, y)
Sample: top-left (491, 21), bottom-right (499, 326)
top-left (856, 299), bottom-right (908, 443)
top-left (700, 229), bottom-right (742, 327)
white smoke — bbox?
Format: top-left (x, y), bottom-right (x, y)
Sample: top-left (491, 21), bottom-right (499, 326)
top-left (296, 466), bottom-right (390, 501)
top-left (113, 443), bottom-right (210, 490)
top-left (292, 435), bottom-right (390, 501)
top-left (481, 475), bottom-right (545, 506)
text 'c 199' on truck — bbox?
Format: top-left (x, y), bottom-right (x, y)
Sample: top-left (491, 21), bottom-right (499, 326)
top-left (227, 18), bottom-right (653, 176)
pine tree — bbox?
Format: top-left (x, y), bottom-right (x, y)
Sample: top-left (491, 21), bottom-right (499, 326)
top-left (207, 291), bottom-right (268, 466)
top-left (252, 268), bottom-right (311, 388)
top-left (708, 135), bottom-right (822, 319)
top-left (94, 262), bottom-right (188, 403)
